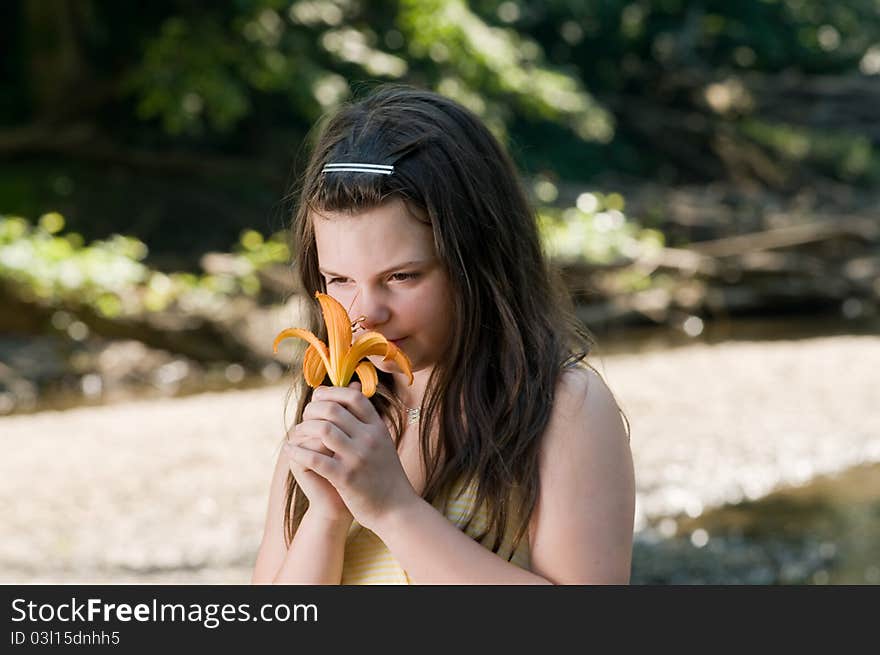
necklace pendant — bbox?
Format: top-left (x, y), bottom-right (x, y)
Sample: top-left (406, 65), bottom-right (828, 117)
top-left (406, 407), bottom-right (420, 425)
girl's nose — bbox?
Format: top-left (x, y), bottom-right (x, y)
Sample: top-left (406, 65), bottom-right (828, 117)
top-left (353, 311), bottom-right (389, 332)
top-left (348, 290), bottom-right (390, 332)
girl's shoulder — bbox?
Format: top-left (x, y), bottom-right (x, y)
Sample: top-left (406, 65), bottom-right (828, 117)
top-left (558, 361), bottom-right (594, 394)
top-left (555, 363), bottom-right (608, 413)
top-left (528, 363), bottom-right (634, 583)
top-left (540, 362), bottom-right (630, 473)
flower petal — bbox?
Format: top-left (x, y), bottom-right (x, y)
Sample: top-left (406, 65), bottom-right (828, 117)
top-left (340, 331), bottom-right (393, 383)
top-left (353, 360), bottom-right (378, 398)
top-left (316, 292), bottom-right (353, 385)
top-left (382, 339), bottom-right (414, 385)
top-left (303, 344), bottom-right (328, 388)
top-left (273, 327), bottom-right (332, 376)
top-left (349, 330), bottom-right (396, 359)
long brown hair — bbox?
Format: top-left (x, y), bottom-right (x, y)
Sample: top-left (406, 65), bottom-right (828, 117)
top-left (282, 84), bottom-right (627, 556)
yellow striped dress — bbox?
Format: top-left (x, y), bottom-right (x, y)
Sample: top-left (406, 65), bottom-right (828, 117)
top-left (340, 477), bottom-right (531, 584)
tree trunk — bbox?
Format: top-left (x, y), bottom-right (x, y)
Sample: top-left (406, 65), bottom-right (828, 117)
top-left (23, 0), bottom-right (91, 122)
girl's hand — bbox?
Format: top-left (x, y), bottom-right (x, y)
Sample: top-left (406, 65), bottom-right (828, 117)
top-left (285, 405), bottom-right (354, 527)
top-left (287, 382), bottom-right (419, 532)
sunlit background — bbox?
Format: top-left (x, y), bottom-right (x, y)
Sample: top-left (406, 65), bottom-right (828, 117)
top-left (1, 0), bottom-right (878, 584)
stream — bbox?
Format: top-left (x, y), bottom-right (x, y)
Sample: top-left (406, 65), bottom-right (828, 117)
top-left (632, 462), bottom-right (880, 584)
top-left (602, 314), bottom-right (879, 584)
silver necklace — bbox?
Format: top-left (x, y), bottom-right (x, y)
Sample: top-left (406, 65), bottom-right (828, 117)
top-left (406, 406), bottom-right (421, 425)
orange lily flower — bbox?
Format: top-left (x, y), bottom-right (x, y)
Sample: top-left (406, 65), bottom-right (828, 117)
top-left (272, 291), bottom-right (413, 397)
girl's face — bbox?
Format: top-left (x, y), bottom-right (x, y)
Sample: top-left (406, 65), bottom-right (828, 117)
top-left (312, 197), bottom-right (454, 379)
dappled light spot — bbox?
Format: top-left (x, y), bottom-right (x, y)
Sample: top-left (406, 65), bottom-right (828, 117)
top-left (682, 316), bottom-right (704, 337)
top-left (225, 364), bottom-right (245, 384)
top-left (690, 529), bottom-right (709, 548)
top-left (81, 374), bottom-right (103, 399)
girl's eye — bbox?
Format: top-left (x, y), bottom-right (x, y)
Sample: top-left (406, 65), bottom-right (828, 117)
top-left (326, 272), bottom-right (419, 285)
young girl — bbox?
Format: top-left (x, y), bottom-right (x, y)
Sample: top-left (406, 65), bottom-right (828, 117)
top-left (251, 84), bottom-right (635, 585)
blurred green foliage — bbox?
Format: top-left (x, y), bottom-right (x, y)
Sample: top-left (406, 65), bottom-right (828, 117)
top-left (0, 213), bottom-right (290, 317)
top-left (2, 0), bottom-right (878, 269)
top-left (537, 189), bottom-right (664, 265)
top-left (5, 1), bottom-right (877, 172)
top-left (739, 119), bottom-right (880, 183)
top-left (116, 0), bottom-right (613, 143)
top-left (0, 202), bottom-right (656, 316)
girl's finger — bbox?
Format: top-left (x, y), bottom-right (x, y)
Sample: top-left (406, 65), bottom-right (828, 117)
top-left (295, 435), bottom-right (332, 456)
top-left (302, 398), bottom-right (364, 437)
top-left (311, 384), bottom-right (377, 426)
top-left (288, 444), bottom-right (341, 481)
top-left (317, 423), bottom-right (357, 458)
top-left (293, 419), bottom-right (352, 448)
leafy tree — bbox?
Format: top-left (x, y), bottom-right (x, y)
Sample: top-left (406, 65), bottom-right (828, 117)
top-left (2, 0), bottom-right (877, 255)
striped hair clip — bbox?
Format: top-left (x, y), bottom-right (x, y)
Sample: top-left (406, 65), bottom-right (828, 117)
top-left (322, 162), bottom-right (394, 175)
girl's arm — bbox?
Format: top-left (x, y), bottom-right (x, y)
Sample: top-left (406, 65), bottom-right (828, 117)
top-left (251, 448), bottom-right (349, 584)
top-left (374, 497), bottom-right (554, 584)
top-left (371, 368), bottom-right (635, 584)
top-left (269, 510), bottom-right (349, 584)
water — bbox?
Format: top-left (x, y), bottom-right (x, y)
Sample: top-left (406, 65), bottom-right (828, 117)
top-left (595, 313), bottom-right (880, 584)
top-left (591, 313), bottom-right (880, 357)
top-left (633, 463), bottom-right (880, 584)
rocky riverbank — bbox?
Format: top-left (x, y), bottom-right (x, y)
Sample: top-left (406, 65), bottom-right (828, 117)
top-left (2, 333), bottom-right (878, 584)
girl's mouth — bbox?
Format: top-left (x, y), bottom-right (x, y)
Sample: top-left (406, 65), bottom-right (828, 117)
top-left (391, 338), bottom-right (406, 346)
